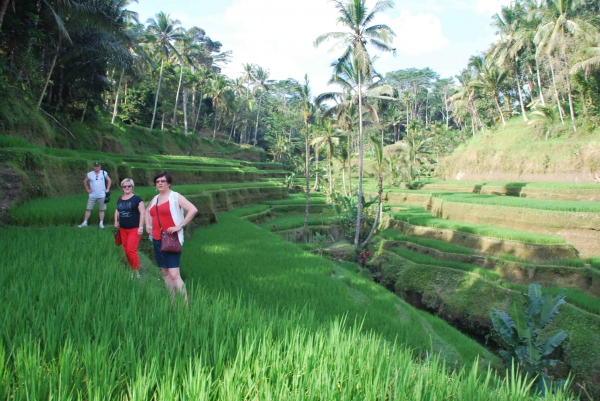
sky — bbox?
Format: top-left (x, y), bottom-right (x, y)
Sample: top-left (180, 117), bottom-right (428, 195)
top-left (128, 0), bottom-right (513, 95)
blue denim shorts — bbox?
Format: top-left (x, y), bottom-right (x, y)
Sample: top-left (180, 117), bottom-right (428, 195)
top-left (152, 239), bottom-right (182, 268)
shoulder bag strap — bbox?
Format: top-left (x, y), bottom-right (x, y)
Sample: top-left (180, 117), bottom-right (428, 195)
top-left (156, 202), bottom-right (164, 233)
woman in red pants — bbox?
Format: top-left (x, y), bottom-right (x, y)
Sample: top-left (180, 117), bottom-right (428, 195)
top-left (114, 178), bottom-right (145, 277)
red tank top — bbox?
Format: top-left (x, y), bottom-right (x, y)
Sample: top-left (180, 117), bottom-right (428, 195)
top-left (149, 201), bottom-right (176, 240)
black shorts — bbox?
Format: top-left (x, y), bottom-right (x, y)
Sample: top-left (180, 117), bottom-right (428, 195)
top-left (152, 239), bottom-right (182, 268)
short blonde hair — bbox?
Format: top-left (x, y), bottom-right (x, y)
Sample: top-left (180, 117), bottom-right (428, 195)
top-left (120, 178), bottom-right (135, 188)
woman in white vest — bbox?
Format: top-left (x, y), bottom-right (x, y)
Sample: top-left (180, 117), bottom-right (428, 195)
top-left (146, 171), bottom-right (198, 303)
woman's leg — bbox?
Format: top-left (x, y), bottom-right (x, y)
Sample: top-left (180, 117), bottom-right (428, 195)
top-left (160, 267), bottom-right (188, 304)
top-left (122, 228), bottom-right (141, 270)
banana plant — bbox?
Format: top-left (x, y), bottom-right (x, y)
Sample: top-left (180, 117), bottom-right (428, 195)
top-left (490, 284), bottom-right (568, 394)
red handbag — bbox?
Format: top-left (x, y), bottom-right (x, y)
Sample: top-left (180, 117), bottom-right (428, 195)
top-left (156, 203), bottom-right (182, 253)
top-left (114, 230), bottom-right (122, 246)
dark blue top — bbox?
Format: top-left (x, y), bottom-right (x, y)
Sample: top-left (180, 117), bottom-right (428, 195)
top-left (117, 195), bottom-right (143, 229)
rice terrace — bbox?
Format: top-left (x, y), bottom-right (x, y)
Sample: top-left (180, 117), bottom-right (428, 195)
top-left (2, 0), bottom-right (600, 399)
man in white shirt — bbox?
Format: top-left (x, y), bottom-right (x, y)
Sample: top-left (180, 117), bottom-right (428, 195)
top-left (78, 162), bottom-right (112, 228)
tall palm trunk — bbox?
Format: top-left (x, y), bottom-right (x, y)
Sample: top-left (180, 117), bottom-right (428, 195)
top-left (562, 52), bottom-right (576, 131)
top-left (494, 95), bottom-right (506, 125)
top-left (172, 65), bottom-right (184, 129)
top-left (37, 38), bottom-right (61, 109)
top-left (193, 90), bottom-right (203, 133)
top-left (361, 173), bottom-right (382, 248)
top-left (227, 113), bottom-right (236, 144)
top-left (0, 0), bottom-right (9, 33)
top-left (302, 122), bottom-right (310, 240)
top-left (547, 54), bottom-right (565, 125)
top-left (182, 86), bottom-right (189, 135)
top-left (514, 64), bottom-right (528, 122)
top-left (253, 94), bottom-right (263, 146)
top-left (111, 67), bottom-right (124, 124)
top-left (328, 147), bottom-right (333, 196)
top-left (212, 101), bottom-right (219, 141)
top-left (150, 58), bottom-right (165, 133)
top-left (312, 143), bottom-right (320, 191)
top-left (535, 57), bottom-right (546, 106)
top-left (347, 131), bottom-right (353, 197)
top-left (354, 75), bottom-right (364, 247)
top-left (81, 99), bottom-right (88, 123)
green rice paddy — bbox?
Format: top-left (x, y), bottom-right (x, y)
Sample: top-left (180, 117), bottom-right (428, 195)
top-left (500, 282), bottom-right (600, 316)
top-left (380, 229), bottom-right (475, 255)
top-left (389, 247), bottom-right (501, 281)
top-left (392, 207), bottom-right (567, 245)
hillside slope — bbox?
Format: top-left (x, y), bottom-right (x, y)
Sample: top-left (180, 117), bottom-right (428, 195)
top-left (437, 119), bottom-right (600, 184)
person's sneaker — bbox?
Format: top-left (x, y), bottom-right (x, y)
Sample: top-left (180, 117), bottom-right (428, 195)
top-left (99, 222), bottom-right (104, 228)
top-left (78, 221), bottom-right (88, 228)
top-left (136, 273), bottom-right (141, 279)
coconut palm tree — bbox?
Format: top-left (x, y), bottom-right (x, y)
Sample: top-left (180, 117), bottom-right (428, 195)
top-left (314, 0), bottom-right (395, 247)
top-left (469, 55), bottom-right (509, 125)
top-left (192, 66), bottom-right (213, 134)
top-left (251, 65), bottom-right (272, 146)
top-left (361, 135), bottom-right (384, 248)
top-left (208, 74), bottom-right (231, 141)
top-left (490, 3), bottom-right (530, 121)
top-left (146, 12), bottom-right (185, 133)
top-left (532, 0), bottom-right (596, 131)
top-left (312, 119), bottom-right (342, 196)
top-left (297, 74), bottom-right (315, 240)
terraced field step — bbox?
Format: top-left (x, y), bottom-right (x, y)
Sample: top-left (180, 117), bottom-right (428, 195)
top-left (404, 180), bottom-right (600, 201)
top-left (378, 234), bottom-right (600, 299)
top-left (383, 191), bottom-right (600, 258)
top-left (384, 208), bottom-right (578, 262)
top-left (11, 182), bottom-right (288, 227)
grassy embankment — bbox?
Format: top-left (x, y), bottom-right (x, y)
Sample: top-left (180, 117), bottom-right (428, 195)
top-left (436, 117), bottom-right (600, 183)
top-left (390, 205), bottom-right (567, 245)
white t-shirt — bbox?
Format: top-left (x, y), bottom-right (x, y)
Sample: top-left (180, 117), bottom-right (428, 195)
top-left (87, 170), bottom-right (107, 198)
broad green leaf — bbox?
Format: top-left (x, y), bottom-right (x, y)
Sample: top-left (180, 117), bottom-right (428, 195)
top-left (542, 332), bottom-right (567, 356)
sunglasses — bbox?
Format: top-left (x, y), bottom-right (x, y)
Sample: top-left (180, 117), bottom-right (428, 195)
top-left (122, 185), bottom-right (132, 189)
top-left (155, 179), bottom-right (168, 183)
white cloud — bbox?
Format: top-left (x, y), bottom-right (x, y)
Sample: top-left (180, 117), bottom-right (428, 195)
top-left (474, 0), bottom-right (513, 16)
top-left (385, 11), bottom-right (448, 56)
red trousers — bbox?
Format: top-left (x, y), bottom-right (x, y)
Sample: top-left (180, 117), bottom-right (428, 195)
top-left (119, 227), bottom-right (141, 270)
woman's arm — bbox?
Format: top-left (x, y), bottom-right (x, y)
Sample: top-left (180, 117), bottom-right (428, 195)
top-left (167, 195), bottom-right (198, 234)
top-left (145, 204), bottom-right (153, 235)
top-left (137, 200), bottom-right (145, 235)
top-left (114, 208), bottom-right (119, 228)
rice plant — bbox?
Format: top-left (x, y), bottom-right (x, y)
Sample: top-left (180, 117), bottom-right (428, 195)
top-left (0, 225), bottom-right (568, 400)
top-left (380, 229), bottom-right (475, 255)
top-left (392, 207), bottom-right (567, 245)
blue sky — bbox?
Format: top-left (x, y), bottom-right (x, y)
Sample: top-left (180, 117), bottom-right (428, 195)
top-left (129, 0), bottom-right (511, 94)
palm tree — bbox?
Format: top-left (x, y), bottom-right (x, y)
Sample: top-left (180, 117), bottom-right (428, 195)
top-left (297, 75), bottom-right (315, 240)
top-left (192, 66), bottom-right (213, 134)
top-left (208, 74), bottom-right (231, 141)
top-left (314, 0), bottom-right (395, 247)
top-left (449, 69), bottom-right (483, 136)
top-left (146, 12), bottom-right (185, 133)
top-left (171, 31), bottom-right (200, 131)
top-left (111, 15), bottom-right (144, 125)
top-left (490, 3), bottom-right (530, 121)
top-left (251, 65), bottom-right (272, 146)
top-left (312, 119), bottom-right (341, 196)
top-left (532, 0), bottom-right (596, 131)
top-left (361, 135), bottom-right (384, 248)
top-left (469, 55), bottom-right (509, 125)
